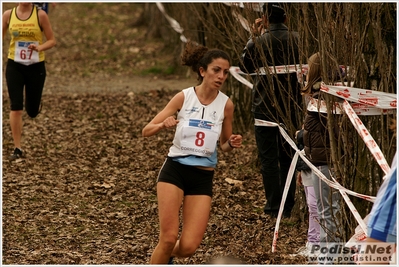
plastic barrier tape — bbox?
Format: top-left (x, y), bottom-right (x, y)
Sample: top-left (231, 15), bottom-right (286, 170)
top-left (254, 119), bottom-right (377, 253)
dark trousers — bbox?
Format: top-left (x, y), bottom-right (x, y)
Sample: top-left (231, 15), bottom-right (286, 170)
top-left (6, 59), bottom-right (46, 118)
top-left (255, 124), bottom-right (296, 216)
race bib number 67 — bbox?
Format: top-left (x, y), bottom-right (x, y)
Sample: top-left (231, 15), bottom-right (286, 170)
top-left (14, 41), bottom-right (39, 65)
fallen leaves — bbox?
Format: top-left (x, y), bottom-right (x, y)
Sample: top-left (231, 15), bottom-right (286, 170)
top-left (225, 178), bottom-right (244, 186)
top-left (3, 91), bottom-right (308, 265)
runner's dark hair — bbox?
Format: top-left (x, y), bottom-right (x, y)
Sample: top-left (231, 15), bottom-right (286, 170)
top-left (181, 41), bottom-right (231, 82)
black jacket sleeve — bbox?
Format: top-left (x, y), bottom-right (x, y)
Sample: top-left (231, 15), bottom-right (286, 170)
top-left (239, 39), bottom-right (257, 74)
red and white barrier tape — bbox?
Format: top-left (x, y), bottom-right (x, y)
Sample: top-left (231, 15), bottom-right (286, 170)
top-left (306, 97), bottom-right (345, 114)
top-left (257, 96), bottom-right (392, 250)
top-left (156, 3), bottom-right (188, 43)
top-left (306, 95), bottom-right (395, 116)
top-left (224, 2), bottom-right (263, 12)
top-left (320, 83), bottom-right (397, 111)
top-left (272, 151), bottom-right (298, 253)
top-left (254, 119), bottom-right (376, 252)
top-left (232, 10), bottom-right (251, 32)
top-left (230, 66), bottom-right (396, 115)
top-left (229, 65), bottom-right (306, 86)
top-left (332, 177), bottom-right (368, 235)
top-left (342, 101), bottom-right (391, 175)
top-left (345, 215), bottom-right (369, 247)
top-left (255, 120), bottom-right (379, 204)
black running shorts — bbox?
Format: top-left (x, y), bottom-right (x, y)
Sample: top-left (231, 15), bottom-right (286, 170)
top-left (6, 59), bottom-right (46, 117)
top-left (157, 157), bottom-right (214, 197)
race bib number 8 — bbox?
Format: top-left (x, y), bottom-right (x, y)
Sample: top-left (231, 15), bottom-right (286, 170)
top-left (14, 41), bottom-right (39, 65)
top-left (180, 120), bottom-right (219, 157)
top-left (195, 131), bottom-right (206, 147)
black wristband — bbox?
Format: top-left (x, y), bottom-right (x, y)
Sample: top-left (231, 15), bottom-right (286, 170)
top-left (228, 139), bottom-right (234, 148)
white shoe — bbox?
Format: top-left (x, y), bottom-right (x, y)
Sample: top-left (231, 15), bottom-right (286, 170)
top-left (296, 245), bottom-right (310, 256)
top-left (289, 242), bottom-right (310, 257)
top-left (295, 242), bottom-right (319, 257)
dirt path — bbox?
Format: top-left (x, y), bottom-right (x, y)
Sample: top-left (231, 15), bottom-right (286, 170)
top-left (2, 71), bottom-right (197, 95)
top-left (42, 74), bottom-right (198, 95)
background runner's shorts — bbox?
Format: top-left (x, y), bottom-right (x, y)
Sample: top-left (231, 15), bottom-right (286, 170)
top-left (157, 157), bottom-right (214, 197)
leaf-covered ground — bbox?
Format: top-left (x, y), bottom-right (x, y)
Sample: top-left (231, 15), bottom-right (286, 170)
top-left (2, 3), bottom-right (309, 265)
top-left (3, 90), bottom-right (309, 265)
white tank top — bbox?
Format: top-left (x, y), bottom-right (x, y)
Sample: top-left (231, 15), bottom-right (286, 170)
top-left (168, 87), bottom-right (229, 161)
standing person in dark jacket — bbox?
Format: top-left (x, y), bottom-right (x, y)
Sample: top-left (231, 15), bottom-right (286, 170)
top-left (301, 52), bottom-right (342, 264)
top-left (239, 3), bottom-right (301, 218)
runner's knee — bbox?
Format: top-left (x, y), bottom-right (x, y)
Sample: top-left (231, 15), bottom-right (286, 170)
top-left (27, 110), bottom-right (39, 118)
top-left (177, 242), bottom-right (198, 257)
top-left (159, 233), bottom-right (178, 251)
top-left (26, 106), bottom-right (40, 118)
